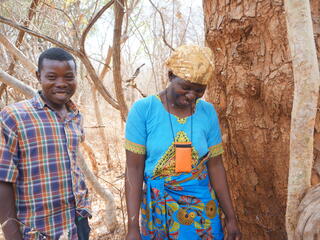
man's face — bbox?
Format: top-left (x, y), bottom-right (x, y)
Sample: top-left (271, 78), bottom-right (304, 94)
top-left (36, 58), bottom-right (77, 109)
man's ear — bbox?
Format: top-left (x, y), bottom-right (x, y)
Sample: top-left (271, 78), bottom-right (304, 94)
top-left (36, 71), bottom-right (40, 82)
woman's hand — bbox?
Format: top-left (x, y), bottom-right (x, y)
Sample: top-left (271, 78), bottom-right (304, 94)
top-left (224, 218), bottom-right (241, 240)
top-left (125, 151), bottom-right (145, 240)
top-left (126, 227), bottom-right (142, 240)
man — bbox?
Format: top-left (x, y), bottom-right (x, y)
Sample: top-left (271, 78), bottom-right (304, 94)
top-left (0, 48), bottom-right (91, 239)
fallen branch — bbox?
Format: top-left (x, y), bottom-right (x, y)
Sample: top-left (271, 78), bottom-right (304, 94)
top-left (0, 33), bottom-right (37, 74)
top-left (79, 145), bottom-right (118, 233)
top-left (0, 70), bottom-right (36, 98)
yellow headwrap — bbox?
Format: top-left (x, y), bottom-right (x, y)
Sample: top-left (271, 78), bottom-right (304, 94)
top-left (165, 45), bottom-right (214, 85)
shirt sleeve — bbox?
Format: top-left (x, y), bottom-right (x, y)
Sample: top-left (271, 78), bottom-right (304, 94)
top-left (206, 103), bottom-right (224, 158)
top-left (125, 99), bottom-right (147, 155)
top-left (0, 110), bottom-right (19, 183)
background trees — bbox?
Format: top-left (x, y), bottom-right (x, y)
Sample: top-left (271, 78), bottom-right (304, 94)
top-left (0, 0), bottom-right (203, 238)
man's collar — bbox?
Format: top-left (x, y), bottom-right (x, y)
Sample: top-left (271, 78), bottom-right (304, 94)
top-left (32, 91), bottom-right (79, 114)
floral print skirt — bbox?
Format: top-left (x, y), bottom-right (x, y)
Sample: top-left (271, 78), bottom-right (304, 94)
top-left (141, 155), bottom-right (224, 240)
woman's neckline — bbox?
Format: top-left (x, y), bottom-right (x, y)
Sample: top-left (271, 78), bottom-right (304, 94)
top-left (154, 94), bottom-right (200, 121)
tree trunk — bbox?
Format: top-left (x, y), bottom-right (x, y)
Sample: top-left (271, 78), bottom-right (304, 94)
top-left (284, 0), bottom-right (320, 239)
top-left (78, 147), bottom-right (118, 233)
top-left (91, 87), bottom-right (112, 169)
top-left (113, 0), bottom-right (128, 121)
top-left (203, 1), bottom-right (320, 239)
top-left (203, 1), bottom-right (292, 239)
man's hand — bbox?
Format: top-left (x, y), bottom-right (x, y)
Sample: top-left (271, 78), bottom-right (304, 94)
top-left (0, 182), bottom-right (22, 240)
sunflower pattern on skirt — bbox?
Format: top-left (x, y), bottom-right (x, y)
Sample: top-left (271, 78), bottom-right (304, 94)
top-left (140, 154), bottom-right (224, 240)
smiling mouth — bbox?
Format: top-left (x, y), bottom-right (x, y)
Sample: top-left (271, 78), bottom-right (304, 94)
top-left (54, 92), bottom-right (70, 96)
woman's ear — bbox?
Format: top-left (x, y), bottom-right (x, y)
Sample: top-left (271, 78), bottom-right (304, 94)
top-left (168, 70), bottom-right (174, 82)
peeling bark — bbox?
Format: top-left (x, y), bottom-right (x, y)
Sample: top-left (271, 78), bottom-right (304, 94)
top-left (204, 1), bottom-right (292, 239)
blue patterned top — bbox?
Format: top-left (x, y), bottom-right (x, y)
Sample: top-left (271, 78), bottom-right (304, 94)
top-left (125, 95), bottom-right (223, 178)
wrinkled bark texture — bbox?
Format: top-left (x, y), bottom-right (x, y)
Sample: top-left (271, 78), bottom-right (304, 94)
top-left (203, 1), bottom-right (320, 239)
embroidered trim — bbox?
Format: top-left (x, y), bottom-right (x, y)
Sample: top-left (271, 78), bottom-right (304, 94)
top-left (208, 144), bottom-right (224, 157)
top-left (153, 131), bottom-right (199, 177)
top-left (155, 94), bottom-right (161, 101)
top-left (154, 94), bottom-right (199, 125)
top-left (125, 139), bottom-right (146, 155)
top-left (177, 118), bottom-right (187, 124)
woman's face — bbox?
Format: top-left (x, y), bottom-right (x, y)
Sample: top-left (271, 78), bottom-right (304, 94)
top-left (169, 76), bottom-right (206, 108)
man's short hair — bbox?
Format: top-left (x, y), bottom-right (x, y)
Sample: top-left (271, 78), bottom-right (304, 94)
top-left (38, 47), bottom-right (77, 72)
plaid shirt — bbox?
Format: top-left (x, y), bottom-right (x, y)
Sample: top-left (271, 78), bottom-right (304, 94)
top-left (0, 93), bottom-right (91, 239)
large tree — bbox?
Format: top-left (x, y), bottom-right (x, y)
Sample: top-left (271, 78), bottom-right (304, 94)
top-left (203, 1), bottom-right (320, 239)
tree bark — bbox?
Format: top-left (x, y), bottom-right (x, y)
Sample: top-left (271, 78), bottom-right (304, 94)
top-left (284, 0), bottom-right (320, 239)
top-left (203, 1), bottom-right (320, 239)
top-left (203, 1), bottom-right (292, 239)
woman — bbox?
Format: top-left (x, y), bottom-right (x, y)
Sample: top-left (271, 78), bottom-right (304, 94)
top-left (125, 45), bottom-right (241, 240)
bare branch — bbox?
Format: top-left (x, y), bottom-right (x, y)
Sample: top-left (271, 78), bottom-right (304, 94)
top-left (3, 0), bottom-right (40, 97)
top-left (125, 64), bottom-right (146, 98)
top-left (148, 0), bottom-right (175, 51)
top-left (99, 46), bottom-right (113, 80)
top-left (0, 16), bottom-right (79, 56)
top-left (15, 0), bottom-right (41, 49)
top-left (113, 0), bottom-right (128, 121)
top-left (0, 33), bottom-right (37, 74)
top-left (0, 70), bottom-right (36, 98)
top-left (42, 1), bottom-right (80, 41)
top-left (79, 0), bottom-right (115, 53)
